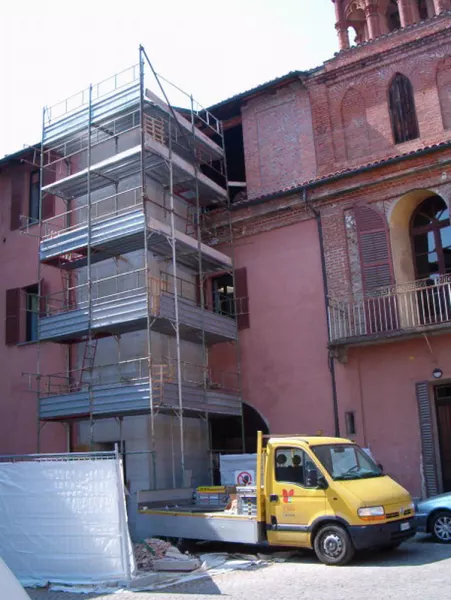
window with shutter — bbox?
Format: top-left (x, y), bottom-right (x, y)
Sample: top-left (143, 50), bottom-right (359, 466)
top-left (234, 267), bottom-right (250, 330)
top-left (25, 284), bottom-right (39, 343)
top-left (389, 73), bottom-right (419, 144)
top-left (5, 288), bottom-right (21, 345)
top-left (417, 381), bottom-right (439, 497)
top-left (10, 171), bottom-right (24, 231)
top-left (355, 205), bottom-right (397, 333)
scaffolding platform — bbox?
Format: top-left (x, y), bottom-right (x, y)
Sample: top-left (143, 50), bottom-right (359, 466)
top-left (39, 287), bottom-right (238, 345)
top-left (40, 209), bottom-right (232, 272)
top-left (34, 47), bottom-right (244, 482)
top-left (39, 381), bottom-right (242, 420)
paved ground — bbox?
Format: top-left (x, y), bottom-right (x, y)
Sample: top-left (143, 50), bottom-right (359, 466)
top-left (27, 536), bottom-right (451, 600)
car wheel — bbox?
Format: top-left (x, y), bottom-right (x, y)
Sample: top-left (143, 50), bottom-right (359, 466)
top-left (430, 511), bottom-right (451, 544)
top-left (313, 524), bottom-right (355, 566)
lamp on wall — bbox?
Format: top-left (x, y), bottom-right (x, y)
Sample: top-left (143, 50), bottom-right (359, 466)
top-left (433, 368), bottom-right (443, 379)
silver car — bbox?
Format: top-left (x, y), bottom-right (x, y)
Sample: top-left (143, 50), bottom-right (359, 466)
top-left (415, 493), bottom-right (451, 543)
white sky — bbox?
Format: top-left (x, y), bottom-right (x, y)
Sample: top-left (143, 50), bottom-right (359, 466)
top-left (0, 1), bottom-right (337, 157)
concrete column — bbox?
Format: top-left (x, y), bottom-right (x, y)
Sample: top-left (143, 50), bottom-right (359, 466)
top-left (365, 5), bottom-right (381, 39)
top-left (336, 22), bottom-right (350, 50)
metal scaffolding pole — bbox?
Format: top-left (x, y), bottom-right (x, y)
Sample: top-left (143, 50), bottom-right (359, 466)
top-left (167, 115), bottom-right (186, 485)
top-left (36, 108), bottom-right (47, 453)
top-left (86, 83), bottom-right (95, 450)
top-left (139, 46), bottom-right (157, 490)
top-left (190, 94), bottom-right (211, 484)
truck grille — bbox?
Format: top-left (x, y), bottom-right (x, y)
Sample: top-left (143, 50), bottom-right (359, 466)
top-left (386, 509), bottom-right (413, 519)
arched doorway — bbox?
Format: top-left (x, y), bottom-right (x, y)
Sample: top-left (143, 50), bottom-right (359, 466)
top-left (388, 189), bottom-right (446, 287)
top-left (209, 403), bottom-right (269, 484)
top-left (411, 195), bottom-right (451, 281)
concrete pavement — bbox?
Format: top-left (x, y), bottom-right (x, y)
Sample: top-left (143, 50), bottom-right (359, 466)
top-left (27, 536), bottom-right (451, 600)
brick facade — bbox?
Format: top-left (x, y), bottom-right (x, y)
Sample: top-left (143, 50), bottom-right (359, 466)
top-left (207, 9), bottom-right (451, 496)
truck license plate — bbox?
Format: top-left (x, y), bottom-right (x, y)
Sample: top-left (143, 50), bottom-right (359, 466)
top-left (400, 522), bottom-right (411, 531)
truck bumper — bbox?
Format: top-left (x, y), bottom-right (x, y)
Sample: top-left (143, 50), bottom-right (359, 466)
top-left (348, 518), bottom-right (417, 550)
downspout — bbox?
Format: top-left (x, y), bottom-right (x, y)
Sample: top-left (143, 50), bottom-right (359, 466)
top-left (304, 188), bottom-right (341, 437)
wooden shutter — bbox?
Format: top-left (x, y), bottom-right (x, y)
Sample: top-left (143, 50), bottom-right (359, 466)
top-left (389, 74), bottom-right (419, 144)
top-left (355, 205), bottom-right (397, 334)
top-left (416, 381), bottom-right (439, 497)
top-left (10, 171), bottom-right (23, 231)
top-left (235, 267), bottom-right (250, 330)
top-left (42, 165), bottom-right (56, 220)
top-left (5, 288), bottom-right (21, 345)
top-left (355, 204), bottom-right (394, 292)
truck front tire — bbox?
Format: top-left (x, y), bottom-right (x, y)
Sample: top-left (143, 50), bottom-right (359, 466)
top-left (313, 524), bottom-right (355, 566)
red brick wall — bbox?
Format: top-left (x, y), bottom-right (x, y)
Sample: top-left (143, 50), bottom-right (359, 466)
top-left (241, 81), bottom-right (317, 200)
top-left (437, 56), bottom-right (451, 129)
top-left (308, 16), bottom-right (451, 177)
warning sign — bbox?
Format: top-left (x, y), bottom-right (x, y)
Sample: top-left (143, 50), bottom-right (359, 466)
top-left (235, 470), bottom-right (254, 485)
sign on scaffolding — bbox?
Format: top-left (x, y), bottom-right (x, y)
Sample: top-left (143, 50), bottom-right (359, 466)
top-left (0, 450), bottom-right (135, 587)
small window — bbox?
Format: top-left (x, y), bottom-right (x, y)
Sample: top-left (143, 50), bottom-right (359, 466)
top-left (25, 284), bottom-right (39, 342)
top-left (389, 73), bottom-right (419, 144)
top-left (345, 412), bottom-right (357, 436)
top-left (275, 447), bottom-right (319, 488)
top-left (29, 171), bottom-right (40, 223)
top-left (211, 273), bottom-right (235, 318)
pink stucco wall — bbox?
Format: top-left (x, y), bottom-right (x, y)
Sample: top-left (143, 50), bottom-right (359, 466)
top-left (336, 336), bottom-right (451, 498)
top-left (0, 170), bottom-right (67, 455)
top-left (210, 216), bottom-right (335, 436)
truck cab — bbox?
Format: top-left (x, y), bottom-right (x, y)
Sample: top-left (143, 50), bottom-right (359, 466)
top-left (263, 435), bottom-right (416, 564)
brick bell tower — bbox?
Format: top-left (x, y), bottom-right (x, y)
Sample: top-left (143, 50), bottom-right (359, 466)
top-left (332, 0), bottom-right (450, 49)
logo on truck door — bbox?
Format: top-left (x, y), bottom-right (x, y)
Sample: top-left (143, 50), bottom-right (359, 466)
top-left (282, 489), bottom-right (294, 503)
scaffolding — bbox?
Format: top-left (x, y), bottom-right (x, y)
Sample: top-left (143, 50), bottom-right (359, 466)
top-left (30, 46), bottom-right (245, 488)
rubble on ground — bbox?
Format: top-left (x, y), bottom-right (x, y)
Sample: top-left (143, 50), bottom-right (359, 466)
top-left (134, 538), bottom-right (201, 572)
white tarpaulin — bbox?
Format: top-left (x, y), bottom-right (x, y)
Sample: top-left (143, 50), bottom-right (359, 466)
top-left (0, 455), bottom-right (136, 587)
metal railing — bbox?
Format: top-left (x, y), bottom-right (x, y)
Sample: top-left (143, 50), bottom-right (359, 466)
top-left (41, 186), bottom-right (142, 239)
top-left (328, 275), bottom-right (451, 343)
top-left (27, 356), bottom-right (239, 397)
top-left (45, 64), bottom-right (140, 124)
top-left (41, 268), bottom-right (246, 321)
top-left (41, 270), bottom-right (196, 315)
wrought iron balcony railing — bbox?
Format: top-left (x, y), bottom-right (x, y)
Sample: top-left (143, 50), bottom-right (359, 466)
top-left (328, 275), bottom-right (451, 344)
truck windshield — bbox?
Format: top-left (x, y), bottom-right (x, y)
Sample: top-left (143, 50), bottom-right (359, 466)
top-left (311, 444), bottom-right (383, 481)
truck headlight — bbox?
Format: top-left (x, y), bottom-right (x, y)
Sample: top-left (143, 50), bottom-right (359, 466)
top-left (358, 506), bottom-right (385, 521)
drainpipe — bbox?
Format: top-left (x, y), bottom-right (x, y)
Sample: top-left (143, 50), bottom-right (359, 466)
top-left (304, 188), bottom-right (341, 437)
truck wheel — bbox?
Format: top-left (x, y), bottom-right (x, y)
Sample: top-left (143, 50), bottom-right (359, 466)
top-left (313, 524), bottom-right (355, 566)
top-left (430, 511), bottom-right (451, 543)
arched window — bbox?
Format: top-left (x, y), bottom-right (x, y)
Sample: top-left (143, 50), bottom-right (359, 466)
top-left (411, 196), bottom-right (451, 280)
top-left (389, 73), bottom-right (419, 144)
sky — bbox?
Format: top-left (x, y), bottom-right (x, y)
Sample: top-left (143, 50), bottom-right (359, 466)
top-left (0, 0), bottom-right (337, 158)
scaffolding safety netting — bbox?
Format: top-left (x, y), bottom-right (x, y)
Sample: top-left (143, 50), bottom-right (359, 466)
top-left (0, 452), bottom-right (135, 587)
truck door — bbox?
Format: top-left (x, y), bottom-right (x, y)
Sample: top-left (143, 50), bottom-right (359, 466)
top-left (266, 446), bottom-right (326, 546)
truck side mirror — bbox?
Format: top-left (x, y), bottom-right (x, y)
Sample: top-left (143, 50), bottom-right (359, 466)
top-left (377, 463), bottom-right (384, 473)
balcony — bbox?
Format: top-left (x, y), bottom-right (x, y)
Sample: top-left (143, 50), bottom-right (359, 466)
top-left (39, 189), bottom-right (232, 272)
top-left (39, 270), bottom-right (240, 345)
top-left (328, 275), bottom-right (451, 347)
top-left (35, 358), bottom-right (241, 421)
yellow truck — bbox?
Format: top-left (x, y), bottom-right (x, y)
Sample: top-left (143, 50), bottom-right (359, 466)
top-left (138, 433), bottom-right (416, 565)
